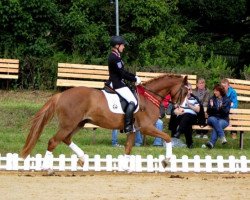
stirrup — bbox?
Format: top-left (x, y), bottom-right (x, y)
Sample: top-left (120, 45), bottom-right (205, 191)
top-left (124, 124), bottom-right (136, 134)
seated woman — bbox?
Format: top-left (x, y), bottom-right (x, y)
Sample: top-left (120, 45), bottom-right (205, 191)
top-left (169, 84), bottom-right (200, 148)
top-left (205, 84), bottom-right (231, 149)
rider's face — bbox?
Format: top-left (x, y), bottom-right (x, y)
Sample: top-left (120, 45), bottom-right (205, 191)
top-left (118, 44), bottom-right (125, 53)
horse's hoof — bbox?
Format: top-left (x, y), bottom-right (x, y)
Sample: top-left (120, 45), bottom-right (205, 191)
top-left (161, 158), bottom-right (170, 168)
top-left (42, 168), bottom-right (54, 176)
top-left (77, 158), bottom-right (84, 167)
top-left (47, 169), bottom-right (55, 176)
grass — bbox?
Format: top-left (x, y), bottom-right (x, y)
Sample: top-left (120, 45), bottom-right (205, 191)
top-left (0, 90), bottom-right (249, 159)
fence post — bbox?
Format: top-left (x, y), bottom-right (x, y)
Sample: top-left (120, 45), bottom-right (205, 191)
top-left (228, 156), bottom-right (236, 173)
top-left (170, 155), bottom-right (177, 172)
top-left (158, 155), bottom-right (166, 172)
top-left (217, 156), bottom-right (224, 172)
top-left (205, 155), bottom-right (212, 172)
top-left (35, 154), bottom-right (42, 171)
top-left (6, 153), bottom-right (13, 170)
top-left (239, 156), bottom-right (247, 173)
top-left (135, 155), bottom-right (142, 172)
top-left (118, 155), bottom-right (124, 171)
top-left (194, 155), bottom-right (201, 172)
top-left (94, 155), bottom-right (101, 171)
top-left (129, 155), bottom-right (136, 172)
top-left (82, 154), bottom-right (89, 171)
top-left (70, 154), bottom-right (78, 171)
top-left (23, 155), bottom-right (31, 171)
top-left (59, 154), bottom-right (66, 171)
top-left (182, 155), bottom-right (189, 172)
top-left (12, 153), bottom-right (19, 170)
top-left (106, 155), bottom-right (113, 171)
top-left (146, 155), bottom-right (154, 172)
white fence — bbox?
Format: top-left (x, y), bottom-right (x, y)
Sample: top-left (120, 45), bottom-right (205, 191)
top-left (0, 153), bottom-right (249, 173)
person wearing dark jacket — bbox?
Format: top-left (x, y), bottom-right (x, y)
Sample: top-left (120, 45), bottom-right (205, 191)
top-left (206, 84), bottom-right (231, 149)
top-left (108, 36), bottom-right (141, 133)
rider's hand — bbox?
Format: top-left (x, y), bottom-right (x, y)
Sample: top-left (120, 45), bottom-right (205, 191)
top-left (135, 76), bottom-right (141, 85)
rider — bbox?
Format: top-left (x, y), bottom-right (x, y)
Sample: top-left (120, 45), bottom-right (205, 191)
top-left (108, 35), bottom-right (141, 133)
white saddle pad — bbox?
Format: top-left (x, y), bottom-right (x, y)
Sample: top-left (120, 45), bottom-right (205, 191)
top-left (102, 90), bottom-right (139, 114)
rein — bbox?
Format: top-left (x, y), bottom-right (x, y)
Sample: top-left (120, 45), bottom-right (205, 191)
top-left (137, 84), bottom-right (184, 108)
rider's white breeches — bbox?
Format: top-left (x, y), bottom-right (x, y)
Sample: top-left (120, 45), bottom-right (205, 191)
top-left (115, 87), bottom-right (137, 105)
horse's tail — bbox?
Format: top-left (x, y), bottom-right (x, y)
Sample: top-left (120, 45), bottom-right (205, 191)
top-left (21, 93), bottom-right (61, 158)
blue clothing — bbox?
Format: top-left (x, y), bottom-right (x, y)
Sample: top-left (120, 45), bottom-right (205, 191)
top-left (112, 129), bottom-right (149, 146)
top-left (135, 131), bottom-right (143, 146)
top-left (111, 129), bottom-right (119, 146)
top-left (227, 86), bottom-right (238, 108)
top-left (135, 119), bottom-right (164, 146)
top-left (180, 96), bottom-right (199, 115)
top-left (207, 95), bottom-right (231, 122)
top-left (153, 119), bottom-right (164, 146)
top-left (207, 116), bottom-right (229, 146)
top-left (207, 95), bottom-right (231, 147)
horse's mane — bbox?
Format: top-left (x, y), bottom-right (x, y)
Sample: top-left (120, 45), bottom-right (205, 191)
top-left (142, 73), bottom-right (182, 85)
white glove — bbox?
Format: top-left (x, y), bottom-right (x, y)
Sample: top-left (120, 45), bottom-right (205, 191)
top-left (135, 76), bottom-right (141, 85)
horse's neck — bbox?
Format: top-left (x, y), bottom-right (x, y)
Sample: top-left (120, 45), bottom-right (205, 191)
top-left (146, 78), bottom-right (178, 96)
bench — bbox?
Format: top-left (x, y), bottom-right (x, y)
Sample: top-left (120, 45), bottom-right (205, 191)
top-left (0, 59), bottom-right (19, 88)
top-left (57, 63), bottom-right (197, 88)
top-left (192, 108), bottom-right (250, 149)
top-left (227, 78), bottom-right (250, 103)
top-left (57, 63), bottom-right (197, 132)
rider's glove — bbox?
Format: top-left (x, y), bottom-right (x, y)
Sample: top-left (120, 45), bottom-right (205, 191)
top-left (135, 76), bottom-right (141, 85)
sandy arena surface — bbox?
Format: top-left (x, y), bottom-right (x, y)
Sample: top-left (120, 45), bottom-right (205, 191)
top-left (0, 171), bottom-right (250, 200)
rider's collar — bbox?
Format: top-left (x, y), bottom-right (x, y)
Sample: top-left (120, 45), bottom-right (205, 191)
top-left (112, 50), bottom-right (120, 58)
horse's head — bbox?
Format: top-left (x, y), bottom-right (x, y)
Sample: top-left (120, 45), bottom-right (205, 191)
top-left (140, 74), bottom-right (189, 106)
top-left (169, 75), bottom-right (188, 106)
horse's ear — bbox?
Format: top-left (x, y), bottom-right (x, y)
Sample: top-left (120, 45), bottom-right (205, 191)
top-left (183, 76), bottom-right (188, 85)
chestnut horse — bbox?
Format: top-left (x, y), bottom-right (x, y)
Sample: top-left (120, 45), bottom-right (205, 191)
top-left (21, 74), bottom-right (188, 170)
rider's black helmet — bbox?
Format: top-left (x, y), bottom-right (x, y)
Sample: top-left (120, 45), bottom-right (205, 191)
top-left (110, 36), bottom-right (127, 47)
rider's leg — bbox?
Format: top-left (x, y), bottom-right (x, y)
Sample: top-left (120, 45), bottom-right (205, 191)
top-left (124, 101), bottom-right (136, 133)
top-left (115, 87), bottom-right (137, 133)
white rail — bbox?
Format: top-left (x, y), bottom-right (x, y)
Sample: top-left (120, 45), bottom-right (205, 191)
top-left (0, 153), bottom-right (249, 173)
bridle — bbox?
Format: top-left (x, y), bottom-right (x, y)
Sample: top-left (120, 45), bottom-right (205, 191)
top-left (168, 84), bottom-right (186, 105)
top-left (137, 83), bottom-right (185, 107)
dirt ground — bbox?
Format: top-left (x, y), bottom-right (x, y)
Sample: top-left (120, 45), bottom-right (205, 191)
top-left (0, 171), bottom-right (250, 200)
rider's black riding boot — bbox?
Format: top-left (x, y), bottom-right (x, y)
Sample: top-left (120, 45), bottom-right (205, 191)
top-left (124, 102), bottom-right (136, 133)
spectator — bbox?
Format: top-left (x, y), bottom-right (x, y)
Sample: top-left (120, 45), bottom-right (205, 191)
top-left (134, 119), bottom-right (164, 147)
top-left (192, 78), bottom-right (211, 139)
top-left (111, 129), bottom-right (123, 147)
top-left (205, 84), bottom-right (231, 149)
top-left (169, 83), bottom-right (200, 148)
top-left (221, 78), bottom-right (238, 139)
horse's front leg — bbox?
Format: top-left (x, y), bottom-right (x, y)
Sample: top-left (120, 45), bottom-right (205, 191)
top-left (141, 126), bottom-right (172, 168)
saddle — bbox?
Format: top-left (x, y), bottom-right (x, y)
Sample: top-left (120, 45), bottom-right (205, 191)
top-left (103, 81), bottom-right (138, 113)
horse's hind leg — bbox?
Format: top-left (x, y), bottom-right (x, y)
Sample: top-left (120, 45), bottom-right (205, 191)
top-left (125, 132), bottom-right (135, 155)
top-left (42, 127), bottom-right (73, 171)
top-left (63, 124), bottom-right (85, 167)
